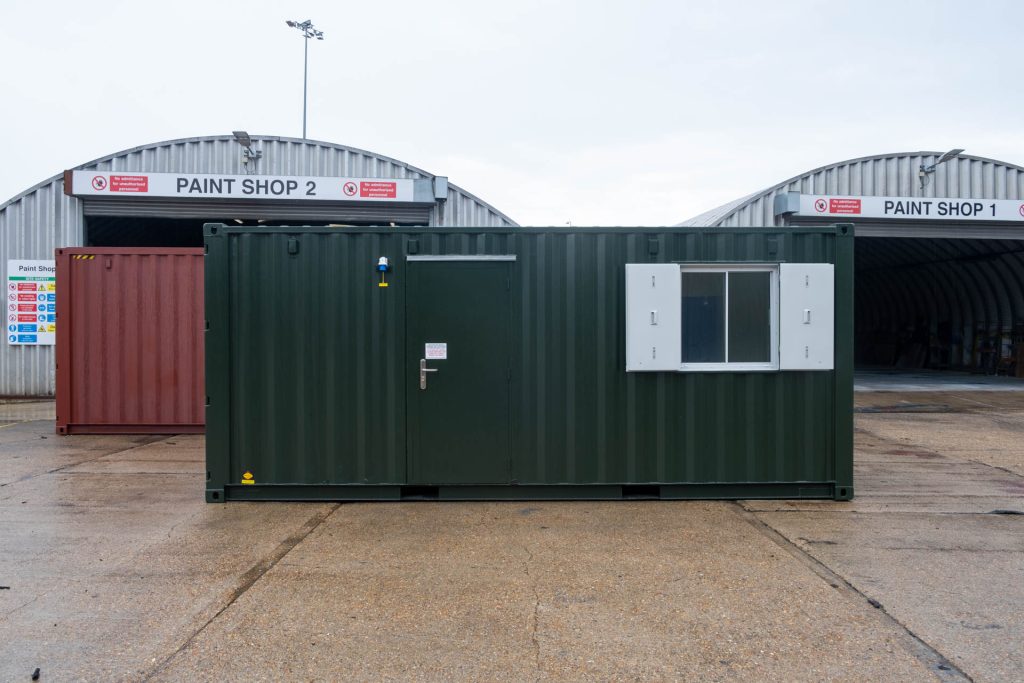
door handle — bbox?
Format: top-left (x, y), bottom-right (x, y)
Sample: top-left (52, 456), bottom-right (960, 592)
top-left (419, 358), bottom-right (438, 390)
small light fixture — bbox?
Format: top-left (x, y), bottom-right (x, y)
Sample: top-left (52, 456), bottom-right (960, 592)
top-left (919, 148), bottom-right (964, 190)
top-left (376, 256), bottom-right (391, 288)
top-left (232, 130), bottom-right (263, 169)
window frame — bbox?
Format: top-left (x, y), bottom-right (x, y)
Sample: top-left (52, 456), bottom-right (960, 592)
top-left (678, 264), bottom-right (779, 372)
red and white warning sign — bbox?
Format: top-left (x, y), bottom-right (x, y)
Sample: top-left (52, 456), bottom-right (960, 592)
top-left (828, 198), bottom-right (862, 215)
top-left (109, 175), bottom-right (149, 192)
top-left (359, 181), bottom-right (397, 199)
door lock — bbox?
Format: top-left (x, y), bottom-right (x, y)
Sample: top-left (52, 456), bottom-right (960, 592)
top-left (419, 358), bottom-right (438, 390)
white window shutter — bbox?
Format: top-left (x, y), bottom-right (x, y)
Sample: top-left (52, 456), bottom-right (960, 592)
top-left (625, 264), bottom-right (681, 371)
top-left (779, 264), bottom-right (834, 370)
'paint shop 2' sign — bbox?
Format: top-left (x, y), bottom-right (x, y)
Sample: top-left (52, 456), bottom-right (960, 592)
top-left (797, 194), bottom-right (1024, 222)
top-left (68, 171), bottom-right (415, 202)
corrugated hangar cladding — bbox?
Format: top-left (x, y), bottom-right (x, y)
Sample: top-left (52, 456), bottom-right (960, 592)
top-left (0, 134), bottom-right (516, 399)
top-left (681, 151), bottom-right (1024, 375)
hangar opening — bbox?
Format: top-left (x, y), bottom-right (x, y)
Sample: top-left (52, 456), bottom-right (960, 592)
top-left (680, 151), bottom-right (1024, 379)
top-left (855, 235), bottom-right (1024, 373)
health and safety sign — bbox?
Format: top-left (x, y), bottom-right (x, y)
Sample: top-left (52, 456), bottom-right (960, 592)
top-left (7, 260), bottom-right (56, 345)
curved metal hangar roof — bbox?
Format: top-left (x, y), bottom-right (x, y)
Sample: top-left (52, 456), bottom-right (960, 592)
top-left (1, 134), bottom-right (516, 230)
top-left (679, 151), bottom-right (1024, 235)
top-left (680, 152), bottom-right (1024, 372)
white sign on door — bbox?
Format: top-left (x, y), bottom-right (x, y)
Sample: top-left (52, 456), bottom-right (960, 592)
top-left (425, 343), bottom-right (448, 360)
top-left (7, 260), bottom-right (56, 345)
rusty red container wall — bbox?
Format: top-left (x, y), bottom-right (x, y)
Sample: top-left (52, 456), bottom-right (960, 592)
top-left (56, 248), bottom-right (205, 434)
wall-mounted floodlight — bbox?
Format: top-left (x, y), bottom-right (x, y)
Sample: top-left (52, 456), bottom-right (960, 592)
top-left (232, 130), bottom-right (262, 169)
top-left (919, 148), bottom-right (965, 189)
top-left (285, 19), bottom-right (325, 139)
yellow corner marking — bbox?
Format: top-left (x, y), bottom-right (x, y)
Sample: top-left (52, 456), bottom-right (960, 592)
top-left (241, 471), bottom-right (255, 485)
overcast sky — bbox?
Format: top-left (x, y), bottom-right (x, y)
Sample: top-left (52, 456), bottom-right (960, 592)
top-left (1, 0), bottom-right (1021, 225)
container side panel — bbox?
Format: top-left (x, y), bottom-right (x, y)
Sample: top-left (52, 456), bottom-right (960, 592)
top-left (410, 229), bottom-right (837, 486)
top-left (217, 227), bottom-right (842, 493)
top-left (833, 226), bottom-right (855, 498)
top-left (228, 232), bottom-right (404, 485)
top-left (205, 228), bottom-right (230, 499)
top-left (63, 249), bottom-right (203, 431)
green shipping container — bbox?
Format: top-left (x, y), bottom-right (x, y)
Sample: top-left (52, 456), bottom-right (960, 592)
top-left (204, 224), bottom-right (853, 502)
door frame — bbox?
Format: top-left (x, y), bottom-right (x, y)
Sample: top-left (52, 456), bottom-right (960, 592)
top-left (405, 254), bottom-right (516, 485)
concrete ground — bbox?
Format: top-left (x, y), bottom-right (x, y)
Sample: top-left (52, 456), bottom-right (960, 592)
top-left (0, 396), bottom-right (1022, 682)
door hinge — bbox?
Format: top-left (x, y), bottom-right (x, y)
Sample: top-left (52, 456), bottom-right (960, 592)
top-left (506, 277), bottom-right (510, 290)
top-left (507, 368), bottom-right (511, 381)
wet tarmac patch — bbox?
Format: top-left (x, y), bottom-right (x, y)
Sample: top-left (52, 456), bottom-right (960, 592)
top-left (886, 449), bottom-right (942, 459)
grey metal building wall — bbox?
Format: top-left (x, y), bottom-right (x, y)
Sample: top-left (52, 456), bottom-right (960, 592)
top-left (0, 135), bottom-right (517, 397)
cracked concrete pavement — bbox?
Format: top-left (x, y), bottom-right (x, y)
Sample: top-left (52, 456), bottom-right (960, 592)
top-left (1, 394), bottom-right (1022, 681)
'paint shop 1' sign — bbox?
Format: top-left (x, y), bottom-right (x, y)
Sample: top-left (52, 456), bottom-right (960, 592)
top-left (798, 195), bottom-right (1024, 222)
top-left (68, 171), bottom-right (415, 202)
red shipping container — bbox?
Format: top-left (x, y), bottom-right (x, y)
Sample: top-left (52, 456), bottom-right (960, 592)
top-left (56, 247), bottom-right (204, 434)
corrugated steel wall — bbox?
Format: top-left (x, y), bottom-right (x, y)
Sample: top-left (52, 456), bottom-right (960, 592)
top-left (206, 226), bottom-right (852, 497)
top-left (0, 179), bottom-right (80, 396)
top-left (509, 230), bottom-right (839, 486)
top-left (0, 135), bottom-right (515, 397)
top-left (55, 248), bottom-right (204, 433)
